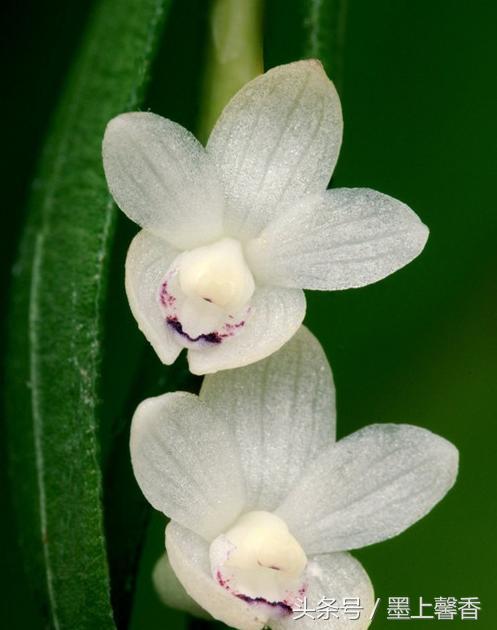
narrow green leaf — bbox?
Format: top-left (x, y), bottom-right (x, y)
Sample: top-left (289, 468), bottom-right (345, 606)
top-left (6, 0), bottom-right (171, 628)
top-left (99, 2), bottom-right (212, 623)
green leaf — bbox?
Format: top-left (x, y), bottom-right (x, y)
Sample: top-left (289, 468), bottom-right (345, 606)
top-left (99, 2), bottom-right (211, 624)
top-left (5, 0), bottom-right (172, 627)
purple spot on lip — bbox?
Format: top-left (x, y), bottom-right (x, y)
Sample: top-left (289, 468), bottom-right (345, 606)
top-left (160, 280), bottom-right (176, 307)
top-left (235, 594), bottom-right (293, 616)
top-left (215, 570), bottom-right (293, 616)
top-left (216, 570), bottom-right (229, 588)
top-left (223, 320), bottom-right (246, 333)
top-left (167, 316), bottom-right (222, 344)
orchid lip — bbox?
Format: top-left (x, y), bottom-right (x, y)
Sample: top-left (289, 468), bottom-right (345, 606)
top-left (235, 595), bottom-right (293, 616)
top-left (216, 568), bottom-right (306, 619)
top-left (158, 263), bottom-right (252, 349)
top-left (209, 511), bottom-right (308, 619)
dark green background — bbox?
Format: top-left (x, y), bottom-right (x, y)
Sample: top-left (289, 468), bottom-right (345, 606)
top-left (1, 0), bottom-right (496, 628)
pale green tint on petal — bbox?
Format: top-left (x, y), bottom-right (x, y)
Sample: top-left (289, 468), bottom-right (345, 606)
top-left (276, 424), bottom-right (458, 554)
top-left (200, 327), bottom-right (335, 510)
top-left (130, 392), bottom-right (245, 540)
top-left (187, 286), bottom-right (306, 375)
top-left (166, 521), bottom-right (267, 630)
top-left (103, 112), bottom-right (225, 249)
top-left (153, 553), bottom-right (210, 619)
top-left (246, 188), bottom-right (429, 290)
top-left (125, 230), bottom-right (182, 365)
top-left (273, 552), bottom-right (374, 630)
top-left (207, 60), bottom-right (343, 240)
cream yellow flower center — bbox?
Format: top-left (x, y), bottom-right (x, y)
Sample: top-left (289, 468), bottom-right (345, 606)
top-left (179, 237), bottom-right (255, 312)
top-left (209, 511), bottom-right (307, 615)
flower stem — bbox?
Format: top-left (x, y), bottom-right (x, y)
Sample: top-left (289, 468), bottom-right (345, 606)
top-left (197, 0), bottom-right (263, 143)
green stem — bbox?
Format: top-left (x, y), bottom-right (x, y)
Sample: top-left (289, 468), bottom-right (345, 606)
top-left (197, 0), bottom-right (263, 143)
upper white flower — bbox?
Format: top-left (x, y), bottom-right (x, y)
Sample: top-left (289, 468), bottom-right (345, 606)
top-left (103, 61), bottom-right (429, 374)
top-left (130, 327), bottom-right (458, 630)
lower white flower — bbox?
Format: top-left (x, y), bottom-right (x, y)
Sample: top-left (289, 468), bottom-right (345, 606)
top-left (130, 327), bottom-right (458, 630)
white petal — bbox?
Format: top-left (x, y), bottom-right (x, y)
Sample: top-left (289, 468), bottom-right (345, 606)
top-left (200, 327), bottom-right (335, 510)
top-left (273, 552), bottom-right (374, 630)
top-left (130, 392), bottom-right (245, 540)
top-left (246, 188), bottom-right (429, 289)
top-left (153, 553), bottom-right (210, 619)
top-left (207, 61), bottom-right (343, 240)
top-left (187, 286), bottom-right (306, 374)
top-left (125, 230), bottom-right (182, 365)
top-left (276, 424), bottom-right (458, 554)
top-left (103, 112), bottom-right (225, 249)
top-left (166, 521), bottom-right (268, 630)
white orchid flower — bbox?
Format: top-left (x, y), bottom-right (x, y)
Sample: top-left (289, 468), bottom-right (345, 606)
top-left (103, 61), bottom-right (429, 375)
top-left (130, 327), bottom-right (458, 630)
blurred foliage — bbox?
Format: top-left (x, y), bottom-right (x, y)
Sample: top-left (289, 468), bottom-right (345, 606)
top-left (2, 0), bottom-right (173, 627)
top-left (1, 0), bottom-right (496, 629)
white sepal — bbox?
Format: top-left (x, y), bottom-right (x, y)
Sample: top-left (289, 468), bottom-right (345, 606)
top-left (207, 60), bottom-right (343, 239)
top-left (103, 112), bottom-right (225, 249)
top-left (130, 392), bottom-right (245, 541)
top-left (200, 327), bottom-right (335, 510)
top-left (276, 423), bottom-right (458, 554)
top-left (246, 188), bottom-right (429, 290)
